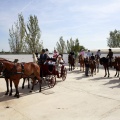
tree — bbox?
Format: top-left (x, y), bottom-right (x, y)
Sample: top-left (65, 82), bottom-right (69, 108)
top-left (56, 36), bottom-right (66, 54)
top-left (8, 14), bottom-right (25, 53)
top-left (66, 38), bottom-right (74, 53)
top-left (25, 15), bottom-right (42, 53)
top-left (107, 29), bottom-right (120, 48)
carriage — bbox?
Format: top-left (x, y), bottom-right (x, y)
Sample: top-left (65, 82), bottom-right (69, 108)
top-left (39, 58), bottom-right (67, 88)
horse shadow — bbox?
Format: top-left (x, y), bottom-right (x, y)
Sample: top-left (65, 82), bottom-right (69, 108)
top-left (89, 76), bottom-right (114, 81)
top-left (0, 82), bottom-right (53, 102)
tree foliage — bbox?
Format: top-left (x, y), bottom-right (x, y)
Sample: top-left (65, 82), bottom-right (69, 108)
top-left (8, 13), bottom-right (43, 53)
top-left (25, 15), bottom-right (42, 53)
top-left (107, 29), bottom-right (120, 48)
top-left (56, 36), bottom-right (66, 54)
top-left (8, 14), bottom-right (25, 53)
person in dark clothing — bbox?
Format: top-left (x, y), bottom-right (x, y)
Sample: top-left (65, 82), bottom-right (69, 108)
top-left (38, 49), bottom-right (48, 78)
top-left (39, 49), bottom-right (47, 64)
top-left (90, 53), bottom-right (95, 61)
top-left (84, 57), bottom-right (90, 76)
top-left (107, 49), bottom-right (113, 67)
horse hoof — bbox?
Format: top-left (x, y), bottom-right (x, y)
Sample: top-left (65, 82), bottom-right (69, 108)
top-left (5, 92), bottom-right (9, 95)
top-left (22, 86), bottom-right (24, 89)
top-left (29, 90), bottom-right (32, 93)
top-left (9, 93), bottom-right (12, 96)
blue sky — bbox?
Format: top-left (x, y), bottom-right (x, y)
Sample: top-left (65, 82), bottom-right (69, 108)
top-left (0, 0), bottom-right (120, 52)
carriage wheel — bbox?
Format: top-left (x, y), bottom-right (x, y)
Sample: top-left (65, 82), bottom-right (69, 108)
top-left (48, 76), bottom-right (56, 88)
top-left (62, 68), bottom-right (67, 81)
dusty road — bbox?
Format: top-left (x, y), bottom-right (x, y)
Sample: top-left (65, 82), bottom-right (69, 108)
top-left (0, 67), bottom-right (120, 120)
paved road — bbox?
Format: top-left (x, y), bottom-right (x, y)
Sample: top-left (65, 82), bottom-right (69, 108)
top-left (0, 67), bottom-right (120, 120)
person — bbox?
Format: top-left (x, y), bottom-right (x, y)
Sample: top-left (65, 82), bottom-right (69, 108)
top-left (79, 49), bottom-right (85, 57)
top-left (90, 53), bottom-right (95, 61)
top-left (55, 55), bottom-right (64, 78)
top-left (38, 49), bottom-right (48, 78)
top-left (53, 50), bottom-right (59, 59)
top-left (35, 50), bottom-right (38, 58)
top-left (84, 57), bottom-right (90, 76)
top-left (86, 50), bottom-right (92, 58)
top-left (107, 49), bottom-right (113, 67)
top-left (70, 50), bottom-right (75, 58)
top-left (38, 49), bottom-right (48, 64)
top-left (96, 50), bottom-right (101, 58)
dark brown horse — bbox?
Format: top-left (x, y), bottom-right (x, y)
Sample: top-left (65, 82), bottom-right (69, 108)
top-left (68, 54), bottom-right (75, 71)
top-left (79, 55), bottom-right (85, 71)
top-left (100, 57), bottom-right (116, 77)
top-left (0, 60), bottom-right (41, 98)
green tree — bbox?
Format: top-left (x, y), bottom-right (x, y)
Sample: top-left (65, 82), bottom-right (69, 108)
top-left (8, 14), bottom-right (25, 53)
top-left (25, 15), bottom-right (42, 53)
top-left (107, 29), bottom-right (120, 48)
top-left (56, 36), bottom-right (66, 54)
top-left (66, 38), bottom-right (74, 53)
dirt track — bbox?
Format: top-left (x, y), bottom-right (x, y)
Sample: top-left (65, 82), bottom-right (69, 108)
top-left (0, 67), bottom-right (120, 120)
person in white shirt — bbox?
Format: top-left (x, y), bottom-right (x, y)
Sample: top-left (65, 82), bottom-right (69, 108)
top-left (86, 50), bottom-right (92, 58)
top-left (96, 50), bottom-right (101, 58)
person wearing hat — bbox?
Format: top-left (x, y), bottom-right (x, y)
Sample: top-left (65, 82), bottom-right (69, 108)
top-left (107, 49), bottom-right (113, 67)
top-left (39, 49), bottom-right (48, 64)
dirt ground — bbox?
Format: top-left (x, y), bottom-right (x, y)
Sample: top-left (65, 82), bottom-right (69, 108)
top-left (0, 66), bottom-right (120, 120)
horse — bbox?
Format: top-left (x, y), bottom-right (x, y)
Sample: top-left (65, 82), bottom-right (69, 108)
top-left (78, 55), bottom-right (85, 72)
top-left (113, 56), bottom-right (120, 77)
top-left (89, 59), bottom-right (96, 77)
top-left (68, 54), bottom-right (75, 71)
top-left (22, 53), bottom-right (38, 89)
top-left (100, 57), bottom-right (116, 77)
top-left (0, 60), bottom-right (41, 98)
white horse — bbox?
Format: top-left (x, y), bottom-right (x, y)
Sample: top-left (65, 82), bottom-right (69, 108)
top-left (32, 53), bottom-right (38, 63)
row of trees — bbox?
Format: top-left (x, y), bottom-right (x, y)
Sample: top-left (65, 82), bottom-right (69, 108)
top-left (8, 13), bottom-right (43, 53)
top-left (8, 13), bottom-right (86, 54)
top-left (56, 36), bottom-right (85, 54)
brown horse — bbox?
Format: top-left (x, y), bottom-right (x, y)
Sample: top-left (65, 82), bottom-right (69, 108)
top-left (79, 55), bottom-right (85, 71)
top-left (89, 59), bottom-right (96, 77)
top-left (68, 54), bottom-right (75, 71)
top-left (0, 60), bottom-right (41, 98)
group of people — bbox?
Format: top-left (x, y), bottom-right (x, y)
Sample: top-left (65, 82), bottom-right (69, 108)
top-left (78, 49), bottom-right (113, 76)
top-left (34, 49), bottom-right (64, 78)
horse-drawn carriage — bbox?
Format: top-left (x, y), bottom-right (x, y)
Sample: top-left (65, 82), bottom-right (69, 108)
top-left (39, 58), bottom-right (67, 88)
top-left (0, 56), bottom-right (67, 98)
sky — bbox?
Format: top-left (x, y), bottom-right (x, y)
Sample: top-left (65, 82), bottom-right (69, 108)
top-left (0, 0), bottom-right (120, 52)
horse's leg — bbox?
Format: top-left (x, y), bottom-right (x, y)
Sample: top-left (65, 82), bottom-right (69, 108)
top-left (30, 78), bottom-right (36, 92)
top-left (107, 67), bottom-right (110, 77)
top-left (9, 79), bottom-right (13, 96)
top-left (13, 80), bottom-right (20, 98)
top-left (104, 66), bottom-right (107, 77)
top-left (69, 64), bottom-right (70, 71)
top-left (5, 78), bottom-right (9, 95)
top-left (27, 78), bottom-right (30, 89)
top-left (80, 63), bottom-right (81, 71)
top-left (22, 78), bottom-right (25, 89)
